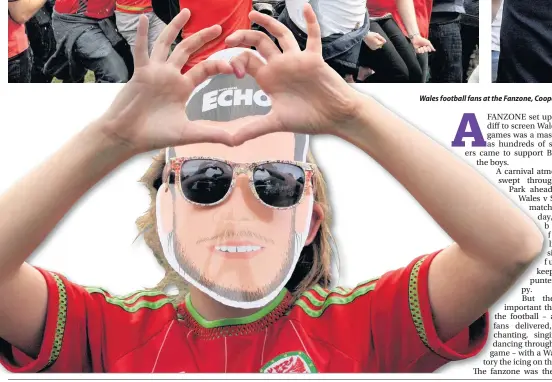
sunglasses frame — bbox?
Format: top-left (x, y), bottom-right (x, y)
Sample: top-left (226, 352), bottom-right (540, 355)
top-left (166, 156), bottom-right (316, 210)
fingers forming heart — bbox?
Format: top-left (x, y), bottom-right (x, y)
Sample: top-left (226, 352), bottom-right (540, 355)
top-left (228, 50), bottom-right (266, 78)
top-left (226, 29), bottom-right (281, 61)
top-left (184, 59), bottom-right (234, 89)
top-left (231, 113), bottom-right (284, 146)
top-left (248, 10), bottom-right (300, 53)
top-left (180, 122), bottom-right (235, 147)
top-left (168, 25), bottom-right (224, 69)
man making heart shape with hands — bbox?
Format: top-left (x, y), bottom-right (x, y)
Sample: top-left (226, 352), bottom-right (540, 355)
top-left (0, 4), bottom-right (542, 374)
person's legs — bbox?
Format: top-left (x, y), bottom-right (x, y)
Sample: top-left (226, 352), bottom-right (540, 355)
top-left (74, 26), bottom-right (128, 83)
top-left (326, 60), bottom-right (352, 78)
top-left (492, 50), bottom-right (500, 83)
top-left (147, 12), bottom-right (167, 56)
top-left (323, 35), bottom-right (363, 79)
top-left (26, 9), bottom-right (56, 83)
top-left (417, 52), bottom-right (429, 83)
top-left (115, 11), bottom-right (140, 55)
top-left (8, 49), bottom-right (33, 83)
top-left (114, 11), bottom-right (164, 60)
top-left (428, 19), bottom-right (463, 83)
top-left (358, 21), bottom-right (410, 83)
top-left (280, 8), bottom-right (368, 79)
top-left (379, 18), bottom-right (423, 83)
top-left (461, 24), bottom-right (478, 82)
top-left (497, 0), bottom-right (552, 82)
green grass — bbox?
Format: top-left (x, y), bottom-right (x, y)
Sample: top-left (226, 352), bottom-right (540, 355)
top-left (52, 70), bottom-right (95, 83)
top-left (84, 71), bottom-right (95, 83)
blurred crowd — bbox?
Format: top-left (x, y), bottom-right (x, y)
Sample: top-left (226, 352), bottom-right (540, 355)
top-left (8, 0), bottom-right (478, 83)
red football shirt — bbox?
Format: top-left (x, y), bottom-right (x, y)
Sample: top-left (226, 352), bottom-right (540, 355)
top-left (179, 0), bottom-right (252, 73)
top-left (54, 0), bottom-right (115, 19)
top-left (367, 0), bottom-right (433, 39)
top-left (0, 251), bottom-right (488, 373)
top-left (8, 14), bottom-right (29, 59)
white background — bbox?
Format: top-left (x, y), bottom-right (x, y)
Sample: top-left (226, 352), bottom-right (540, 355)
top-left (1, 84), bottom-right (551, 380)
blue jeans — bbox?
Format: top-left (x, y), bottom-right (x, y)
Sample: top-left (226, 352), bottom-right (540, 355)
top-left (73, 26), bottom-right (128, 83)
top-left (278, 8), bottom-right (369, 77)
top-left (492, 50), bottom-right (500, 83)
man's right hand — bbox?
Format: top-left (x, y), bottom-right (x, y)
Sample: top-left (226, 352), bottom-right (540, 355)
top-left (97, 9), bottom-right (236, 156)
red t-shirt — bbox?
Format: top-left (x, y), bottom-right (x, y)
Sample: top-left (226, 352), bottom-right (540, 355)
top-left (367, 0), bottom-right (433, 39)
top-left (0, 251), bottom-right (488, 373)
top-left (179, 0), bottom-right (252, 73)
top-left (411, 0), bottom-right (432, 38)
top-left (115, 0), bottom-right (152, 14)
top-left (54, 0), bottom-right (116, 19)
top-left (8, 14), bottom-right (29, 59)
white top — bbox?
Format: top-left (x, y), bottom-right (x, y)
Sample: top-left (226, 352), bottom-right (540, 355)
top-left (285, 0), bottom-right (366, 38)
top-left (491, 1), bottom-right (503, 52)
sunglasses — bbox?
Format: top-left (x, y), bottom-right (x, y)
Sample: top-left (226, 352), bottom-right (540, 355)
top-left (164, 156), bottom-right (316, 209)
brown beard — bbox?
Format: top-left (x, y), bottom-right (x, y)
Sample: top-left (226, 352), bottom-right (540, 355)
top-left (171, 210), bottom-right (297, 303)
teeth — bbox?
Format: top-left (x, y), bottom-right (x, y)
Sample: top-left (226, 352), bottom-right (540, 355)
top-left (215, 246), bottom-right (262, 253)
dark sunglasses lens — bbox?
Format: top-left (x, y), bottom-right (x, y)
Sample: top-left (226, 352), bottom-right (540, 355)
top-left (180, 160), bottom-right (233, 204)
top-left (253, 163), bottom-right (305, 208)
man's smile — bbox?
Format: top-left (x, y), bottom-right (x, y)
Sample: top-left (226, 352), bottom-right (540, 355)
top-left (209, 241), bottom-right (265, 258)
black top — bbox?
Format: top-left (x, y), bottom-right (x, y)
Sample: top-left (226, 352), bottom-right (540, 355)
top-left (464, 0), bottom-right (479, 16)
top-left (431, 0), bottom-right (465, 24)
top-left (461, 0), bottom-right (478, 26)
top-left (497, 0), bottom-right (552, 83)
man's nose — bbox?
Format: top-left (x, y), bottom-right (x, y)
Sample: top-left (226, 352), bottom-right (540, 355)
top-left (212, 174), bottom-right (274, 223)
